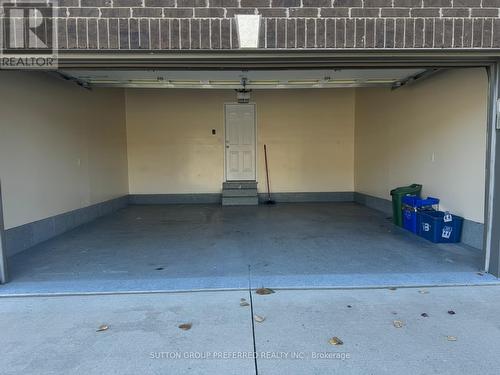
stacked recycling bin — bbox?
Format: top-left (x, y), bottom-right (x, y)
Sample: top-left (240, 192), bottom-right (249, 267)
top-left (392, 185), bottom-right (464, 244)
top-left (402, 196), bottom-right (440, 234)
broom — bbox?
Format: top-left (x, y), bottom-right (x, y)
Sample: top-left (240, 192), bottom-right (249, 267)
top-left (264, 144), bottom-right (275, 205)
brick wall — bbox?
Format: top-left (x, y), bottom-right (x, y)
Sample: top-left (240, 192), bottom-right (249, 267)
top-left (53, 0), bottom-right (500, 49)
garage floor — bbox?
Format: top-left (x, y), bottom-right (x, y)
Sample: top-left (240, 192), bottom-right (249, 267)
top-left (1, 203), bottom-right (496, 295)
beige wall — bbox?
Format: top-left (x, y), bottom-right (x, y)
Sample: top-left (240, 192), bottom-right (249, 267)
top-left (126, 89), bottom-right (355, 194)
top-left (254, 90), bottom-right (355, 192)
top-left (355, 68), bottom-right (488, 223)
top-left (0, 72), bottom-right (128, 229)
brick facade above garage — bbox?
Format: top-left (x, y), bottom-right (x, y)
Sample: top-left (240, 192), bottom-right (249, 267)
top-left (52, 0), bottom-right (500, 49)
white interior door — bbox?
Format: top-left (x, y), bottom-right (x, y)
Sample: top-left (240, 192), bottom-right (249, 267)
top-left (225, 104), bottom-right (256, 181)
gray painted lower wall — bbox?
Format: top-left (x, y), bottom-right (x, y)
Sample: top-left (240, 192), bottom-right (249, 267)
top-left (129, 194), bottom-right (222, 205)
top-left (129, 192), bottom-right (355, 205)
top-left (259, 192), bottom-right (354, 203)
top-left (353, 192), bottom-right (393, 216)
top-left (461, 219), bottom-right (485, 250)
top-left (354, 192), bottom-right (484, 250)
top-left (4, 196), bottom-right (128, 257)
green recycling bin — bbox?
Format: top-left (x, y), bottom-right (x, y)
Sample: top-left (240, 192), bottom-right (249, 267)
top-left (390, 184), bottom-right (422, 227)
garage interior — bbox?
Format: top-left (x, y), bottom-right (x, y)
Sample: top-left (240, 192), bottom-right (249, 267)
top-left (0, 66), bottom-right (497, 295)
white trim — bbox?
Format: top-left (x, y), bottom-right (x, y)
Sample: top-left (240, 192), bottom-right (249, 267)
top-left (0, 179), bottom-right (8, 284)
top-left (484, 63), bottom-right (499, 273)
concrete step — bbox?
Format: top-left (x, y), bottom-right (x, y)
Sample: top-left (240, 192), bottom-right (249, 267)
top-left (223, 181), bottom-right (258, 190)
top-left (222, 196), bottom-right (259, 206)
top-left (222, 188), bottom-right (258, 198)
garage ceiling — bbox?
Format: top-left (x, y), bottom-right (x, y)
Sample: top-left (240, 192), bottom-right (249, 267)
top-left (58, 68), bottom-right (428, 89)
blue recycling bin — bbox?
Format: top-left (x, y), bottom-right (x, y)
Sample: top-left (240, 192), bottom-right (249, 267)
top-left (418, 211), bottom-right (463, 243)
top-left (402, 196), bottom-right (440, 234)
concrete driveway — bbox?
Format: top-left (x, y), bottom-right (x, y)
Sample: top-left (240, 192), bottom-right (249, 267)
top-left (1, 285), bottom-right (500, 374)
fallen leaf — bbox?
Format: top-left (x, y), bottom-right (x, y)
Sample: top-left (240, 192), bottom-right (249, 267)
top-left (418, 289), bottom-right (429, 294)
top-left (447, 336), bottom-right (457, 341)
top-left (393, 320), bottom-right (404, 328)
top-left (328, 337), bottom-right (343, 346)
top-left (96, 324), bottom-right (109, 332)
top-left (254, 314), bottom-right (265, 323)
top-left (391, 311), bottom-right (398, 315)
top-left (178, 323), bottom-right (192, 331)
top-left (256, 288), bottom-right (275, 295)
top-left (448, 310), bottom-right (456, 315)
top-left (240, 298), bottom-right (250, 307)
top-left (421, 313), bottom-right (429, 318)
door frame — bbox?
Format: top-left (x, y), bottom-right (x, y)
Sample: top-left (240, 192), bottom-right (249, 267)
top-left (0, 58), bottom-right (498, 282)
top-left (483, 62), bottom-right (500, 276)
top-left (0, 180), bottom-right (8, 284)
top-left (223, 102), bottom-right (257, 182)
